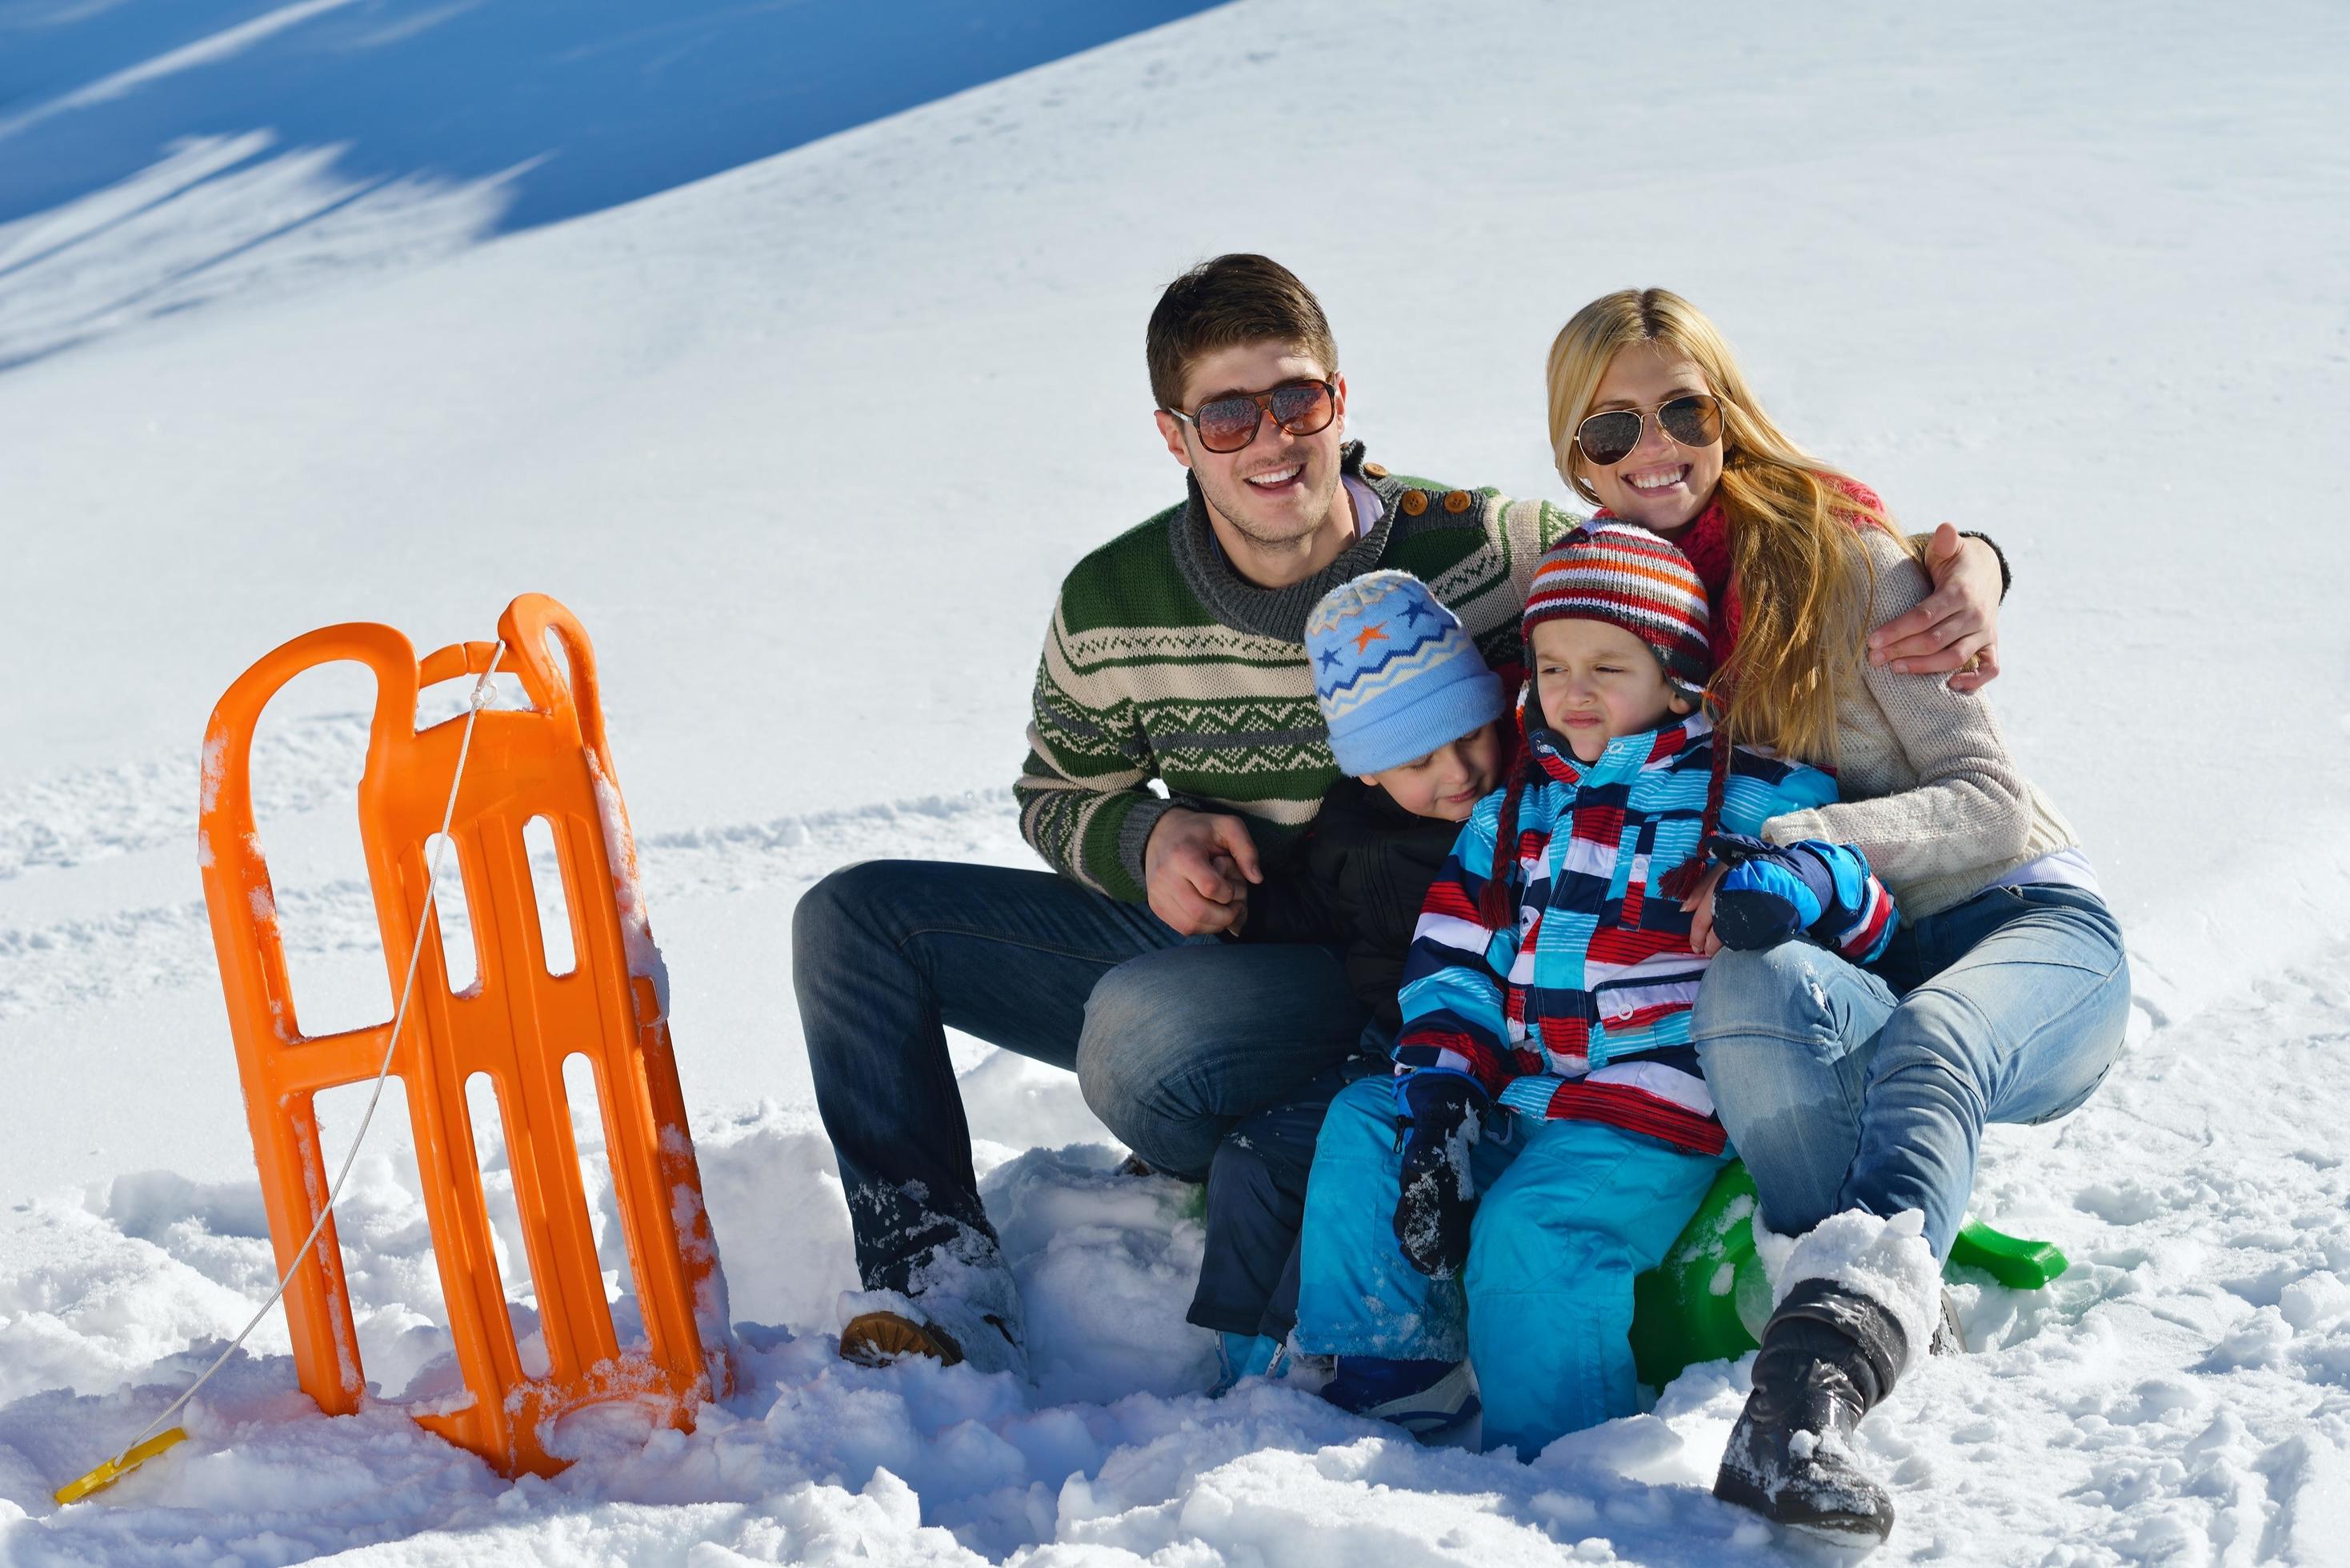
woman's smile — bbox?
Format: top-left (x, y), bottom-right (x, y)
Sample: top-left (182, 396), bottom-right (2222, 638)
top-left (1579, 342), bottom-right (1724, 532)
top-left (1625, 463), bottom-right (1691, 493)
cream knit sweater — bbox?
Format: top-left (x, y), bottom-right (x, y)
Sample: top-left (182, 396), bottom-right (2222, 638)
top-left (1759, 527), bottom-right (2080, 919)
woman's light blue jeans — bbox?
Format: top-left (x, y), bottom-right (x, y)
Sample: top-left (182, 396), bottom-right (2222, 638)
top-left (1689, 881), bottom-right (2129, 1259)
top-left (1295, 1074), bottom-right (1725, 1458)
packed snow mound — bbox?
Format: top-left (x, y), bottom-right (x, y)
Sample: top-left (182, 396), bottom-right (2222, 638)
top-left (10, 947), bottom-right (2350, 1562)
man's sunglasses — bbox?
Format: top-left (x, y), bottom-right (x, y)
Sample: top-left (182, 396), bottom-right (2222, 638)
top-left (1166, 379), bottom-right (1338, 454)
top-left (1574, 394), bottom-right (1723, 468)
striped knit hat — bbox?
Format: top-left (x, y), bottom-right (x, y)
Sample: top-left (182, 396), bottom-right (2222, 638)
top-left (1306, 570), bottom-right (1506, 776)
top-left (1520, 522), bottom-right (1712, 699)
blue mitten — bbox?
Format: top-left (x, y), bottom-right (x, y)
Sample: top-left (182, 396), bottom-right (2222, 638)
top-left (1706, 833), bottom-right (1879, 952)
top-left (1391, 1071), bottom-right (1487, 1278)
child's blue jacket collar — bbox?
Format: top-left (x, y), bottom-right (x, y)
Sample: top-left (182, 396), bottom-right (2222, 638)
top-left (1517, 685), bottom-right (1711, 791)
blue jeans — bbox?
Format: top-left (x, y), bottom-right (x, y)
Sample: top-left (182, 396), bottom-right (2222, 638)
top-left (1690, 882), bottom-right (2129, 1259)
top-left (1296, 1076), bottom-right (1726, 1458)
top-left (792, 860), bottom-right (1367, 1292)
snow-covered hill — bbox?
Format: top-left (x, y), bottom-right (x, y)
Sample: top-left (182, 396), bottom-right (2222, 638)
top-left (3, 0), bottom-right (2348, 1562)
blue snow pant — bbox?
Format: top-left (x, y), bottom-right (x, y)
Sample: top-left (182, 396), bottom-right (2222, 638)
top-left (1295, 1074), bottom-right (1727, 1459)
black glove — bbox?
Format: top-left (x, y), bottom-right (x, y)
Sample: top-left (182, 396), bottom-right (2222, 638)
top-left (1391, 1072), bottom-right (1487, 1278)
top-left (1704, 832), bottom-right (1876, 952)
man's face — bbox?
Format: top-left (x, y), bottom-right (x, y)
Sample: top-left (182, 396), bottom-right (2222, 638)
top-left (1155, 342), bottom-right (1347, 552)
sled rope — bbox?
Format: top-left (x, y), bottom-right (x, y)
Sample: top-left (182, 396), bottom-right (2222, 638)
top-left (59, 641), bottom-right (507, 1506)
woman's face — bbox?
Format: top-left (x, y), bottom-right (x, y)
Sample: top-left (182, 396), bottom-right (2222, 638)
top-left (1580, 342), bottom-right (1724, 535)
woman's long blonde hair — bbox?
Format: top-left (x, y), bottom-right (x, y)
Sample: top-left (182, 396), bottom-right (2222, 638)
top-left (1545, 288), bottom-right (1896, 766)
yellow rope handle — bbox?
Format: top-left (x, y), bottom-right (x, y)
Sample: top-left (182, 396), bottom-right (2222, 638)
top-left (54, 640), bottom-right (506, 1506)
top-left (53, 1430), bottom-right (189, 1506)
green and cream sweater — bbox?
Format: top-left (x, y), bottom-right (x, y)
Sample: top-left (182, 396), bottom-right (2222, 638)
top-left (1017, 443), bottom-right (1584, 902)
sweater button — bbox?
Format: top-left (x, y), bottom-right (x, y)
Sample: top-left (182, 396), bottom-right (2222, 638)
top-left (1363, 462), bottom-right (1389, 480)
top-left (1399, 490), bottom-right (1429, 516)
top-left (1443, 489), bottom-right (1472, 514)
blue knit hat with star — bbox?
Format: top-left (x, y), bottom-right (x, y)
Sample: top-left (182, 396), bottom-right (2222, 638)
top-left (1307, 570), bottom-right (1506, 776)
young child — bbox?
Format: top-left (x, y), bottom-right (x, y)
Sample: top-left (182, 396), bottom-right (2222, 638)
top-left (1291, 522), bottom-right (1897, 1460)
top-left (1186, 569), bottom-right (1509, 1391)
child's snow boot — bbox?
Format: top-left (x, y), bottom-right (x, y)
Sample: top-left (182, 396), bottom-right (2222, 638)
top-left (1320, 1356), bottom-right (1479, 1434)
top-left (1213, 1332), bottom-right (1281, 1392)
top-left (1715, 1209), bottom-right (1940, 1543)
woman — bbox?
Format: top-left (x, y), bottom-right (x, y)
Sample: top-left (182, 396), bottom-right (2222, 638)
top-left (1543, 289), bottom-right (2129, 1542)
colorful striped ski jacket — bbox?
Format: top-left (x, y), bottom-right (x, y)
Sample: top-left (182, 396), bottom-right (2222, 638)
top-left (1394, 708), bottom-right (1896, 1154)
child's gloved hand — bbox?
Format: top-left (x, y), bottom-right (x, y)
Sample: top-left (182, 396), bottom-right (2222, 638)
top-left (1704, 833), bottom-right (1874, 951)
top-left (1391, 1072), bottom-right (1487, 1278)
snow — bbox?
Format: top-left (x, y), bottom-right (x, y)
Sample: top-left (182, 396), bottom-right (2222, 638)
top-left (1760, 1210), bottom-right (1945, 1378)
top-left (4, 0), bottom-right (2349, 1562)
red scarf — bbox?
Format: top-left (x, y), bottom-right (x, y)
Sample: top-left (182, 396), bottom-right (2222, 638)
top-left (1595, 498), bottom-right (1743, 662)
top-left (1595, 477), bottom-right (1884, 670)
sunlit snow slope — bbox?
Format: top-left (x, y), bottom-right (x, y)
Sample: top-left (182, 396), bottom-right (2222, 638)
top-left (3, 1), bottom-right (2348, 1563)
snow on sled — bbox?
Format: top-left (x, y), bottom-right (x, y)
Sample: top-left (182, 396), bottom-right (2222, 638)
top-left (192, 593), bottom-right (736, 1479)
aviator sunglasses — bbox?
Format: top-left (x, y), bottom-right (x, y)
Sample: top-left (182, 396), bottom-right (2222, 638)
top-left (1166, 378), bottom-right (1338, 454)
top-left (1574, 393), bottom-right (1723, 468)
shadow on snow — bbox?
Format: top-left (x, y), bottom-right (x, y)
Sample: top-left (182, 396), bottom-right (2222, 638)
top-left (0, 0), bottom-right (1223, 367)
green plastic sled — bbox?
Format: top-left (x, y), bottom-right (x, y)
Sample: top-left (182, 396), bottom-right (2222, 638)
top-left (1626, 1161), bottom-right (2068, 1390)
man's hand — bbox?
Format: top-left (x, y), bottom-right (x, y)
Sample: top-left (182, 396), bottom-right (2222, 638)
top-left (1865, 523), bottom-right (2003, 694)
top-left (1143, 807), bottom-right (1263, 936)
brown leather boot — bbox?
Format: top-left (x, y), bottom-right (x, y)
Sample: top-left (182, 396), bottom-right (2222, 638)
top-left (839, 1310), bottom-right (965, 1368)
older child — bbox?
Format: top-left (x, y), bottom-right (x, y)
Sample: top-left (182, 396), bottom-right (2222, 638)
top-left (1291, 524), bottom-right (1896, 1461)
top-left (1188, 569), bottom-right (1507, 1394)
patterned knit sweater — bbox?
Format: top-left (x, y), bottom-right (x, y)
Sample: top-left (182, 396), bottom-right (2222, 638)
top-left (1017, 443), bottom-right (1583, 901)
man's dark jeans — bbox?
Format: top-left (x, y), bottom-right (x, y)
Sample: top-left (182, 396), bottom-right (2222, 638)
top-left (792, 859), bottom-right (1366, 1294)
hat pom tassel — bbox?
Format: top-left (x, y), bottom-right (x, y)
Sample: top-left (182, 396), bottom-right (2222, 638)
top-left (1658, 854), bottom-right (1710, 902)
top-left (1658, 717), bottom-right (1735, 904)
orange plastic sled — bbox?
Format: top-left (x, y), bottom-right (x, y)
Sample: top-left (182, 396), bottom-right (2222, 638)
top-left (198, 593), bottom-right (734, 1478)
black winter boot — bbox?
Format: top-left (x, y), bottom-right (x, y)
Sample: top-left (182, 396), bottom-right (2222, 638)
top-left (1714, 1278), bottom-right (1908, 1543)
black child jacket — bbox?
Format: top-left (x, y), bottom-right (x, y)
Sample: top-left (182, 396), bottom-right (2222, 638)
top-left (1239, 776), bottom-right (1470, 1036)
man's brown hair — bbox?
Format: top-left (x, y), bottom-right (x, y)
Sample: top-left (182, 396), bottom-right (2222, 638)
top-left (1146, 254), bottom-right (1339, 414)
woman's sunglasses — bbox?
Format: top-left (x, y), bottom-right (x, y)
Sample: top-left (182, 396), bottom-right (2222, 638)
top-left (1574, 394), bottom-right (1723, 468)
top-left (1167, 379), bottom-right (1337, 454)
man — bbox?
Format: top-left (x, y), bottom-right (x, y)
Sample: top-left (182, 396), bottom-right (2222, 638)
top-left (793, 254), bottom-right (2004, 1372)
